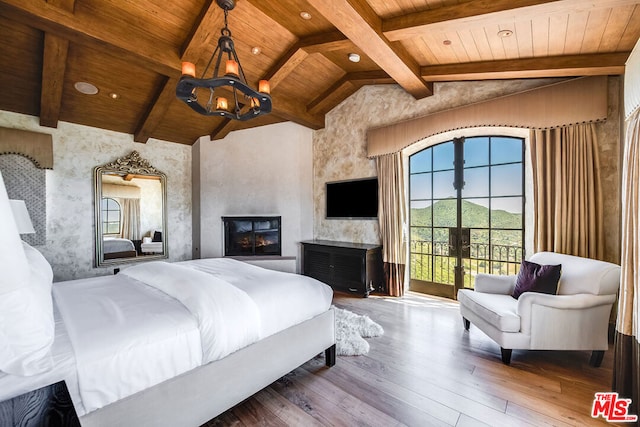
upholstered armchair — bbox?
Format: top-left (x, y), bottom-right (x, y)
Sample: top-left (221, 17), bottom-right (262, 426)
top-left (457, 252), bottom-right (620, 366)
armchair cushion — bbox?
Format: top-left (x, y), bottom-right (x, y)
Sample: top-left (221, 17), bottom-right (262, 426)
top-left (511, 260), bottom-right (561, 299)
top-left (457, 290), bottom-right (520, 332)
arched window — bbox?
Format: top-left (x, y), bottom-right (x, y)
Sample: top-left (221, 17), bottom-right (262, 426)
top-left (101, 197), bottom-right (121, 235)
top-left (408, 135), bottom-right (525, 298)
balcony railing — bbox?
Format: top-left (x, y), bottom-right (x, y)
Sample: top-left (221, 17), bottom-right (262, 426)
top-left (410, 240), bottom-right (523, 288)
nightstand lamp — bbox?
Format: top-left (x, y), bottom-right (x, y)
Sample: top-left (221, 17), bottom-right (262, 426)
top-left (9, 200), bottom-right (35, 235)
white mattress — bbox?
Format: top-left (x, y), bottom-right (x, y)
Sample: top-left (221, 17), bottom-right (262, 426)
top-left (103, 237), bottom-right (135, 253)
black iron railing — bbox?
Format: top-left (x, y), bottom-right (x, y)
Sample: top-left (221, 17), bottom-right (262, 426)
top-left (410, 241), bottom-right (523, 288)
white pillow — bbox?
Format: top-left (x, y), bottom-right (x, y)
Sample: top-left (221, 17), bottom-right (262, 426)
top-left (22, 241), bottom-right (53, 284)
top-left (0, 172), bottom-right (29, 295)
top-left (0, 172), bottom-right (54, 376)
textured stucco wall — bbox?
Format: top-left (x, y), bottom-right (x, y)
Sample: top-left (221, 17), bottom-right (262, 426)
top-left (193, 121), bottom-right (314, 272)
top-left (313, 78), bottom-right (621, 264)
top-left (597, 77), bottom-right (622, 264)
top-left (0, 111), bottom-right (192, 281)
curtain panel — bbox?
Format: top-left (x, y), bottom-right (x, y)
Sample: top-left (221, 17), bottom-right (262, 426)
top-left (120, 198), bottom-right (141, 241)
top-left (614, 109), bottom-right (640, 415)
top-left (375, 152), bottom-right (407, 296)
top-left (530, 123), bottom-right (604, 260)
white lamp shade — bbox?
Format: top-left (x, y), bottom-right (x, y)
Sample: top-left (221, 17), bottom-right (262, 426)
top-left (9, 200), bottom-right (36, 234)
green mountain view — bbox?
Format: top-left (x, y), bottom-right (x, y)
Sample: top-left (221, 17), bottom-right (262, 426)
top-left (409, 199), bottom-right (523, 286)
top-left (410, 199), bottom-right (522, 246)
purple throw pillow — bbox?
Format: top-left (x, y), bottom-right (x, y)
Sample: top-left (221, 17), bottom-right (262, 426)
top-left (511, 260), bottom-right (562, 299)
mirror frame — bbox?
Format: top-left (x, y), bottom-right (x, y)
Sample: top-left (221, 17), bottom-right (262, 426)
top-left (93, 151), bottom-right (168, 267)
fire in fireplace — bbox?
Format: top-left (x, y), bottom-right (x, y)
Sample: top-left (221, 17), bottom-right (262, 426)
top-left (223, 216), bottom-right (281, 256)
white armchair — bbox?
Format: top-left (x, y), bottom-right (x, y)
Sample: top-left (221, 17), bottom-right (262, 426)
top-left (457, 252), bottom-right (620, 366)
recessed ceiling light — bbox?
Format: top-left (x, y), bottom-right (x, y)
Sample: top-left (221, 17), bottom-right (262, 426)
top-left (498, 29), bottom-right (513, 38)
top-left (251, 46), bottom-right (261, 55)
top-left (348, 53), bottom-right (361, 63)
top-left (443, 39), bottom-right (452, 46)
top-left (74, 81), bottom-right (98, 95)
top-left (109, 92), bottom-right (120, 100)
top-left (300, 11), bottom-right (312, 20)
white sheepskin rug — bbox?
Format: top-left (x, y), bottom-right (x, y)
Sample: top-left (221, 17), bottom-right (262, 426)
top-left (333, 305), bottom-right (384, 356)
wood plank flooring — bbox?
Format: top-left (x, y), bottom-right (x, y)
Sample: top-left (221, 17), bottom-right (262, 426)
top-left (204, 292), bottom-right (619, 426)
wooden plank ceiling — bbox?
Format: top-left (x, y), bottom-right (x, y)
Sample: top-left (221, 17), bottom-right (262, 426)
top-left (0, 0), bottom-right (638, 145)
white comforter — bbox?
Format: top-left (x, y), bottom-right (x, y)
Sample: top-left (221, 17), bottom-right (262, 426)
top-left (179, 258), bottom-right (334, 338)
top-left (53, 258), bottom-right (333, 416)
top-left (121, 261), bottom-right (261, 363)
top-left (53, 275), bottom-right (202, 415)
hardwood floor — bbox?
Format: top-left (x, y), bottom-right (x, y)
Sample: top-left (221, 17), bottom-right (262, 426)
top-left (204, 292), bottom-right (618, 426)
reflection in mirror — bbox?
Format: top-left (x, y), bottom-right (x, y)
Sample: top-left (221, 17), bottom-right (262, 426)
top-left (94, 151), bottom-right (167, 267)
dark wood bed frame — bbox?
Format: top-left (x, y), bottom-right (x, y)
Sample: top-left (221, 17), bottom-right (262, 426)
top-left (103, 250), bottom-right (137, 260)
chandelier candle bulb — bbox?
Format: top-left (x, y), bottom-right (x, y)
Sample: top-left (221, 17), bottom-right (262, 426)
top-left (181, 62), bottom-right (196, 77)
top-left (250, 98), bottom-right (260, 108)
top-left (259, 80), bottom-right (270, 94)
top-left (216, 97), bottom-right (228, 110)
top-left (225, 59), bottom-right (239, 76)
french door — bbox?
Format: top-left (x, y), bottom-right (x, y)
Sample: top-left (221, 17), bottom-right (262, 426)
top-left (409, 136), bottom-right (525, 299)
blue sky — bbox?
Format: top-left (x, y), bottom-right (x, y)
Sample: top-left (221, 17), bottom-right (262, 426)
top-left (410, 137), bottom-right (523, 214)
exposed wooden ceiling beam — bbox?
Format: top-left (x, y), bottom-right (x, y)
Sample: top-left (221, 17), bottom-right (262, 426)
top-left (307, 0), bottom-right (432, 100)
top-left (307, 76), bottom-right (354, 115)
top-left (383, 0), bottom-right (640, 41)
top-left (134, 1), bottom-right (223, 143)
top-left (39, 33), bottom-right (68, 128)
top-left (0, 0), bottom-right (322, 139)
top-left (299, 31), bottom-right (351, 53)
top-left (180, 0), bottom-right (223, 62)
top-left (134, 77), bottom-right (178, 143)
top-left (45, 0), bottom-right (75, 13)
top-left (347, 70), bottom-right (394, 84)
top-left (39, 0), bottom-right (74, 128)
top-left (263, 44), bottom-right (309, 91)
top-left (420, 53), bottom-right (629, 81)
top-left (210, 118), bottom-right (236, 141)
top-left (307, 70), bottom-right (394, 115)
top-left (0, 0), bottom-right (180, 76)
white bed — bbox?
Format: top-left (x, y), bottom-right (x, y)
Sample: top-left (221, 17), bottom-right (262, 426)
top-left (0, 173), bottom-right (335, 427)
top-left (0, 257), bottom-right (335, 426)
top-left (102, 236), bottom-right (137, 259)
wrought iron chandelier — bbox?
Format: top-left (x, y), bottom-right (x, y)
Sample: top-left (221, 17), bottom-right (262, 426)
top-left (176, 0), bottom-right (272, 121)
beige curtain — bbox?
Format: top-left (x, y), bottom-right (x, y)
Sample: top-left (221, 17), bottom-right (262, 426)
top-left (613, 109), bottom-right (640, 415)
top-left (375, 152), bottom-right (407, 296)
top-left (530, 123), bottom-right (603, 259)
top-left (120, 198), bottom-right (140, 241)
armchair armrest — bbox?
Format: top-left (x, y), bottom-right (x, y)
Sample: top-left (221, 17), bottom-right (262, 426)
top-left (516, 293), bottom-right (617, 345)
top-left (474, 273), bottom-right (517, 294)
top-left (517, 292), bottom-right (617, 313)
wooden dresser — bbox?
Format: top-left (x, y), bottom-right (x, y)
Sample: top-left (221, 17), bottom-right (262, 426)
top-left (301, 240), bottom-right (384, 297)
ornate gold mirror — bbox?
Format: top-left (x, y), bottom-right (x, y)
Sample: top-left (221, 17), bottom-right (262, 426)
top-left (94, 151), bottom-right (168, 267)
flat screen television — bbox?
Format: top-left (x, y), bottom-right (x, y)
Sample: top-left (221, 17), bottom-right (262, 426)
top-left (326, 177), bottom-right (378, 219)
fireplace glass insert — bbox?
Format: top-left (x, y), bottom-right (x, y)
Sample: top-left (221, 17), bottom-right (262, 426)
top-left (223, 216), bottom-right (281, 256)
